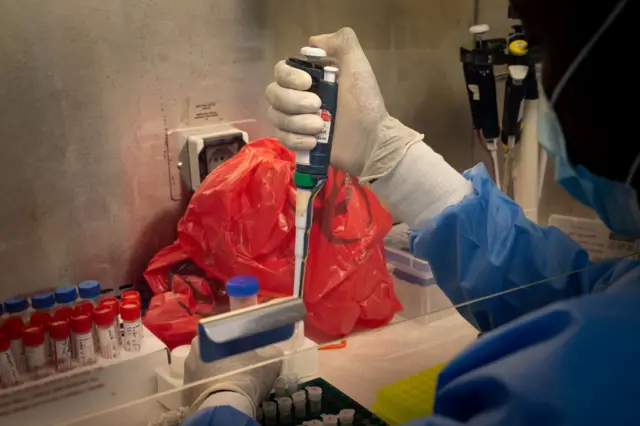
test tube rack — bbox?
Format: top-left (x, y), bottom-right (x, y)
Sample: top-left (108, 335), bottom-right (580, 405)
top-left (264, 377), bottom-right (388, 426)
top-left (0, 325), bottom-right (168, 426)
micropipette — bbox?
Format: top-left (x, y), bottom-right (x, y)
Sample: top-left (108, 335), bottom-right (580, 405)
top-left (500, 39), bottom-right (529, 191)
top-left (287, 46), bottom-right (339, 300)
top-left (460, 24), bottom-right (503, 190)
top-left (196, 47), bottom-right (338, 363)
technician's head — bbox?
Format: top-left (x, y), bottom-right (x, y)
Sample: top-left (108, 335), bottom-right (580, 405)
top-left (513, 0), bottom-right (639, 236)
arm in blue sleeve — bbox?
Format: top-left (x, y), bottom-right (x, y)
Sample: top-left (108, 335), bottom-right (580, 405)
top-left (411, 163), bottom-right (634, 331)
top-left (401, 286), bottom-right (640, 426)
top-left (182, 406), bottom-right (260, 426)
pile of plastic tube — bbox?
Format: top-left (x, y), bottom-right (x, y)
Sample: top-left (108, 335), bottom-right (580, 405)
top-left (260, 374), bottom-right (356, 426)
top-left (0, 288), bottom-right (143, 388)
top-left (2, 280), bottom-right (104, 320)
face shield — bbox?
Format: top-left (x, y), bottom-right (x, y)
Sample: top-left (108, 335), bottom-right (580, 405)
top-left (535, 0), bottom-right (640, 237)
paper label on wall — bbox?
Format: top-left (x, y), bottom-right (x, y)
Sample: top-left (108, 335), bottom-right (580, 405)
top-left (191, 101), bottom-right (220, 122)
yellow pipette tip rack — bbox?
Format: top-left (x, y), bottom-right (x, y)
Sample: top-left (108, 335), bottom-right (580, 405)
top-left (372, 362), bottom-right (447, 425)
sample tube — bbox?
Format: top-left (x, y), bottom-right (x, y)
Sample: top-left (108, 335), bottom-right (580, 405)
top-left (98, 297), bottom-right (122, 334)
top-left (29, 311), bottom-right (52, 362)
top-left (284, 372), bottom-right (299, 394)
top-left (277, 397), bottom-right (293, 424)
top-left (4, 297), bottom-right (30, 323)
top-left (321, 414), bottom-right (338, 426)
top-left (78, 280), bottom-right (101, 306)
top-left (1, 316), bottom-right (26, 373)
top-left (226, 276), bottom-right (259, 311)
top-left (74, 301), bottom-right (95, 317)
top-left (70, 314), bottom-right (96, 364)
top-left (74, 302), bottom-right (97, 347)
top-left (49, 320), bottom-right (73, 372)
top-left (93, 306), bottom-right (119, 359)
top-left (306, 386), bottom-right (322, 415)
top-left (262, 401), bottom-right (277, 426)
top-left (23, 325), bottom-right (48, 377)
top-left (338, 409), bottom-right (355, 425)
top-left (121, 301), bottom-right (142, 352)
top-left (99, 297), bottom-right (119, 316)
top-left (55, 286), bottom-right (78, 308)
top-left (292, 390), bottom-right (307, 418)
top-left (0, 332), bottom-right (21, 387)
top-left (274, 375), bottom-right (288, 398)
top-left (31, 292), bottom-right (56, 316)
top-left (121, 291), bottom-right (141, 305)
top-left (53, 306), bottom-right (74, 322)
top-left (98, 298), bottom-right (120, 343)
top-left (120, 293), bottom-right (143, 338)
top-left (53, 307), bottom-right (75, 357)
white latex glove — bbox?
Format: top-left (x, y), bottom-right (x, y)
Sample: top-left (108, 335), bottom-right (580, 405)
top-left (182, 337), bottom-right (283, 418)
top-left (266, 28), bottom-right (473, 228)
top-left (265, 27), bottom-right (423, 181)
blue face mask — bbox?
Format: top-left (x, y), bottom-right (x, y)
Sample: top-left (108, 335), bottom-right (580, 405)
top-left (537, 0), bottom-right (640, 237)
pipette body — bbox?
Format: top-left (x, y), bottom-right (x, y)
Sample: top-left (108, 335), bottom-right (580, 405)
top-left (286, 48), bottom-right (339, 299)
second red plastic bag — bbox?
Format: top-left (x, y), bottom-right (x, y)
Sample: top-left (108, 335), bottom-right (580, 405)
top-left (144, 138), bottom-right (400, 347)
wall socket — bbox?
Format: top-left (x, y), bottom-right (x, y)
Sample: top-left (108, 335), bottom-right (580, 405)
top-left (176, 124), bottom-right (249, 191)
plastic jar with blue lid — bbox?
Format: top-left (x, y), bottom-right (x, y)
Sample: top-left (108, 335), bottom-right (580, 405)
top-left (226, 276), bottom-right (259, 311)
top-left (31, 292), bottom-right (56, 315)
top-left (55, 286), bottom-right (78, 308)
top-left (78, 280), bottom-right (102, 306)
top-left (4, 297), bottom-right (30, 322)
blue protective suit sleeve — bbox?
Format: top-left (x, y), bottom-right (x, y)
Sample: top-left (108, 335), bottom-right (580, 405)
top-left (403, 163), bottom-right (640, 425)
top-left (182, 406), bottom-right (259, 426)
top-left (411, 163), bottom-right (635, 331)
top-left (402, 286), bottom-right (640, 426)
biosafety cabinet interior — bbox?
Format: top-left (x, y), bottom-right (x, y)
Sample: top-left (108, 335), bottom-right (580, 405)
top-left (0, 0), bottom-right (583, 299)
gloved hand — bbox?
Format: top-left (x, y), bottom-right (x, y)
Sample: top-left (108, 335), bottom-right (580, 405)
top-left (182, 338), bottom-right (283, 418)
top-left (181, 406), bottom-right (259, 426)
top-left (147, 341), bottom-right (282, 426)
top-left (265, 27), bottom-right (423, 181)
top-left (266, 28), bottom-right (473, 228)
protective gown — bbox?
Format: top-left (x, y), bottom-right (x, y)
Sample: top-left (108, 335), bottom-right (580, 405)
top-left (185, 164), bottom-right (640, 426)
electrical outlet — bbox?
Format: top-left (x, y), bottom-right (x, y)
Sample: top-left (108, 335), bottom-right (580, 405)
top-left (197, 135), bottom-right (244, 183)
top-left (176, 124), bottom-right (249, 191)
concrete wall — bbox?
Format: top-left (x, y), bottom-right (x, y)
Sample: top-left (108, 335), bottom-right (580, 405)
top-left (0, 0), bottom-right (587, 298)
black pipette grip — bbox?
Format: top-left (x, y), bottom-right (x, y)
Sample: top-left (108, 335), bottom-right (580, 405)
top-left (501, 76), bottom-right (526, 144)
top-left (462, 62), bottom-right (500, 141)
top-left (286, 58), bottom-right (338, 180)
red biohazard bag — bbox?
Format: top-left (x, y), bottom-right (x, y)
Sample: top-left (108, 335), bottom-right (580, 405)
top-left (143, 138), bottom-right (400, 349)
